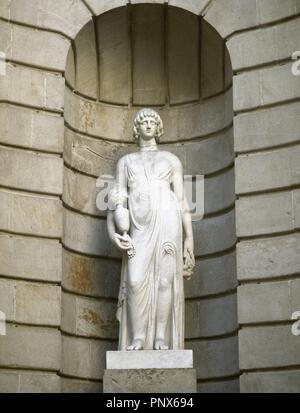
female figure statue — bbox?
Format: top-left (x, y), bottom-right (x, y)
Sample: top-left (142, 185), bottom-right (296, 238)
top-left (107, 108), bottom-right (195, 351)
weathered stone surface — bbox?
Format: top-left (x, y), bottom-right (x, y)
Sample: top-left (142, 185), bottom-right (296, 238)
top-left (198, 378), bottom-right (239, 393)
top-left (257, 0), bottom-right (300, 25)
top-left (0, 279), bottom-right (61, 326)
top-left (61, 377), bottom-right (102, 393)
top-left (0, 63), bottom-right (64, 112)
top-left (233, 62), bottom-right (300, 112)
top-left (186, 335), bottom-right (239, 379)
top-left (240, 370), bottom-right (300, 393)
top-left (239, 325), bottom-right (300, 369)
top-left (238, 279), bottom-right (300, 324)
top-left (61, 292), bottom-right (118, 339)
top-left (237, 234), bottom-right (300, 281)
top-left (185, 251), bottom-right (237, 298)
top-left (0, 370), bottom-right (60, 393)
top-left (0, 21), bottom-right (70, 71)
top-left (204, 0), bottom-right (258, 39)
top-left (64, 126), bottom-right (233, 180)
top-left (64, 88), bottom-right (232, 142)
top-left (234, 101), bottom-right (300, 152)
top-left (75, 21), bottom-right (98, 100)
top-left (0, 1), bottom-right (9, 19)
top-left (0, 324), bottom-right (61, 370)
top-left (63, 208), bottom-right (119, 258)
top-left (201, 20), bottom-right (223, 98)
top-left (132, 4), bottom-right (165, 105)
top-left (106, 350), bottom-right (193, 369)
top-left (228, 17), bottom-right (300, 70)
top-left (97, 7), bottom-right (130, 104)
top-left (205, 167), bottom-right (235, 214)
top-left (186, 293), bottom-right (237, 338)
top-left (62, 249), bottom-right (120, 298)
top-left (170, 0), bottom-right (210, 15)
top-left (61, 334), bottom-right (117, 380)
top-left (236, 190), bottom-right (299, 237)
top-left (7, 0), bottom-right (91, 39)
top-left (0, 104), bottom-right (64, 153)
top-left (0, 234), bottom-right (62, 282)
top-left (193, 209), bottom-right (236, 256)
top-left (65, 46), bottom-right (75, 89)
top-left (168, 7), bottom-right (199, 104)
top-left (236, 145), bottom-right (300, 194)
top-left (0, 189), bottom-right (62, 238)
top-left (103, 368), bottom-right (197, 393)
top-left (0, 146), bottom-right (63, 195)
top-left (84, 0), bottom-right (127, 15)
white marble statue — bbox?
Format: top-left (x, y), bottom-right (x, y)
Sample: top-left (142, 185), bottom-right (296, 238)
top-left (107, 108), bottom-right (195, 351)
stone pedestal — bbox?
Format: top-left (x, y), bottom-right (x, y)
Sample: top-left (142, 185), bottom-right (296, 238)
top-left (103, 350), bottom-right (197, 393)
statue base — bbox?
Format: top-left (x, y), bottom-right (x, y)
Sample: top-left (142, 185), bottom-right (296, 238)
top-left (103, 350), bottom-right (197, 393)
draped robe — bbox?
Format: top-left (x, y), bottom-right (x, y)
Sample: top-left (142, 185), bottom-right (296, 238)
top-left (115, 150), bottom-right (184, 350)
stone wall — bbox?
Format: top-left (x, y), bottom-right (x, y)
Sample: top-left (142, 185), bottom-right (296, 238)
top-left (0, 0), bottom-right (299, 393)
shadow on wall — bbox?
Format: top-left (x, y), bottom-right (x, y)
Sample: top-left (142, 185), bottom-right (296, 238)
top-left (61, 4), bottom-right (238, 393)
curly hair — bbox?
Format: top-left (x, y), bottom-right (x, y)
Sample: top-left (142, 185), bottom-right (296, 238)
top-left (133, 108), bottom-right (164, 142)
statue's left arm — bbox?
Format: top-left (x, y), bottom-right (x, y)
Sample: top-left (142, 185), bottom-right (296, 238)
top-left (171, 156), bottom-right (195, 279)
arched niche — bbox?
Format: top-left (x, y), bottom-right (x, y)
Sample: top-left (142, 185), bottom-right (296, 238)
top-left (61, 4), bottom-right (238, 392)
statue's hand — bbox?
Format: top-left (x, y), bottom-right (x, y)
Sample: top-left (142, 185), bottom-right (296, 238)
top-left (183, 238), bottom-right (195, 281)
top-left (114, 233), bottom-right (133, 252)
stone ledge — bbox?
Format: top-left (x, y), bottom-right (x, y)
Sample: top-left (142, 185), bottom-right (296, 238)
top-left (106, 350), bottom-right (193, 369)
top-left (103, 368), bottom-right (197, 393)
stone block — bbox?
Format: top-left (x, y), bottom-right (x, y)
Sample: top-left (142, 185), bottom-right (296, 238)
top-left (97, 7), bottom-right (130, 104)
top-left (84, 0), bottom-right (127, 16)
top-left (198, 378), bottom-right (239, 393)
top-left (0, 146), bottom-right (63, 195)
top-left (233, 62), bottom-right (300, 112)
top-left (106, 350), bottom-right (193, 369)
top-left (168, 7), bottom-right (199, 104)
top-left (234, 101), bottom-right (300, 153)
top-left (0, 279), bottom-right (61, 326)
top-left (65, 46), bottom-right (75, 89)
top-left (201, 20), bottom-right (223, 98)
top-left (0, 234), bottom-right (62, 282)
top-left (0, 324), bottom-right (61, 370)
top-left (204, 0), bottom-right (258, 39)
top-left (103, 368), bottom-right (197, 393)
top-left (61, 377), bottom-right (102, 393)
top-left (185, 251), bottom-right (237, 298)
top-left (236, 191), bottom-right (297, 237)
top-left (236, 145), bottom-right (300, 194)
top-left (239, 325), bottom-right (300, 369)
top-left (132, 4), bottom-right (165, 105)
top-left (240, 370), bottom-right (300, 393)
top-left (8, 0), bottom-right (92, 39)
top-left (185, 293), bottom-right (238, 338)
top-left (0, 104), bottom-right (64, 153)
top-left (0, 370), bottom-right (19, 392)
top-left (257, 0), bottom-right (300, 25)
top-left (204, 167), bottom-right (235, 214)
top-left (193, 209), bottom-right (236, 256)
top-left (0, 189), bottom-right (62, 238)
top-left (0, 1), bottom-right (9, 19)
top-left (75, 21), bottom-right (98, 100)
top-left (169, 0), bottom-right (210, 15)
top-left (0, 63), bottom-right (64, 112)
top-left (62, 249), bottom-right (120, 298)
top-left (237, 234), bottom-right (300, 281)
top-left (186, 335), bottom-right (239, 379)
top-left (61, 334), bottom-right (117, 380)
top-left (0, 21), bottom-right (70, 71)
top-left (61, 292), bottom-right (118, 339)
top-left (63, 208), bottom-right (120, 257)
top-left (238, 279), bottom-right (300, 324)
top-left (228, 17), bottom-right (300, 70)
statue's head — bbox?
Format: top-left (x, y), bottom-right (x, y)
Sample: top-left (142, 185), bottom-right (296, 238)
top-left (133, 108), bottom-right (164, 143)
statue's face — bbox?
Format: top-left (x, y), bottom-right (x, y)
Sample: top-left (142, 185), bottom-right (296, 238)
top-left (138, 116), bottom-right (158, 141)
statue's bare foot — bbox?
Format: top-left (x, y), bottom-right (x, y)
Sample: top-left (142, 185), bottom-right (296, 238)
top-left (127, 339), bottom-right (144, 351)
top-left (154, 338), bottom-right (169, 350)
